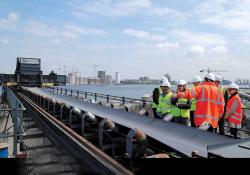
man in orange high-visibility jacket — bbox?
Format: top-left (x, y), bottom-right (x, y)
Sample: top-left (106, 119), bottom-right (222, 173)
top-left (224, 83), bottom-right (242, 139)
top-left (189, 73), bottom-right (225, 132)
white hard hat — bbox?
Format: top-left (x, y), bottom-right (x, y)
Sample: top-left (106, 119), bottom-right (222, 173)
top-left (204, 73), bottom-right (215, 81)
top-left (228, 83), bottom-right (239, 90)
top-left (160, 80), bottom-right (171, 87)
top-left (215, 74), bottom-right (222, 82)
top-left (160, 76), bottom-right (168, 83)
top-left (177, 80), bottom-right (187, 85)
top-left (192, 76), bottom-right (202, 83)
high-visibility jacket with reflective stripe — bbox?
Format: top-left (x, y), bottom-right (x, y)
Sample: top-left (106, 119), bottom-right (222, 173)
top-left (190, 82), bottom-right (225, 128)
top-left (157, 92), bottom-right (172, 114)
top-left (172, 91), bottom-right (190, 118)
top-left (227, 94), bottom-right (242, 125)
top-left (190, 98), bottom-right (196, 111)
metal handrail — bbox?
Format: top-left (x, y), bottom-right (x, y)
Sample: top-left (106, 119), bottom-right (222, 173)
top-left (3, 87), bottom-right (26, 157)
top-left (45, 86), bottom-right (151, 106)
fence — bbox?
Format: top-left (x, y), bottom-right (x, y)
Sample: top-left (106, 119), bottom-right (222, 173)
top-left (45, 86), bottom-right (152, 108)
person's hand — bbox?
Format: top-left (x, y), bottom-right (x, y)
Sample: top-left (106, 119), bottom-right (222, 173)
top-left (172, 93), bottom-right (178, 98)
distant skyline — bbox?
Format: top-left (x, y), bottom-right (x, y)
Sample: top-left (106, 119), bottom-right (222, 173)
top-left (1, 0), bottom-right (250, 82)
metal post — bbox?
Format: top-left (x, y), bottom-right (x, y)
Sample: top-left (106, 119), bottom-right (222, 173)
top-left (77, 91), bottom-right (79, 99)
top-left (95, 93), bottom-right (97, 102)
top-left (126, 129), bottom-right (137, 158)
top-left (107, 95), bottom-right (109, 103)
top-left (71, 89), bottom-right (73, 96)
top-left (65, 89), bottom-right (68, 96)
top-left (13, 100), bottom-right (18, 156)
top-left (60, 88), bottom-right (62, 94)
top-left (85, 92), bottom-right (87, 99)
top-left (122, 97), bottom-right (125, 105)
top-left (143, 100), bottom-right (146, 108)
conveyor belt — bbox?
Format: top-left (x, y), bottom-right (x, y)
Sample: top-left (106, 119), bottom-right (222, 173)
top-left (25, 87), bottom-right (249, 158)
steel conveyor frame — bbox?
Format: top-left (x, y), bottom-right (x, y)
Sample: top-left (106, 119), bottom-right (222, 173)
top-left (20, 87), bottom-right (250, 158)
top-left (17, 90), bottom-right (133, 175)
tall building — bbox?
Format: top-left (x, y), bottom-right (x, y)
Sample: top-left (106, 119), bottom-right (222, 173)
top-left (105, 75), bottom-right (112, 85)
top-left (97, 71), bottom-right (106, 84)
top-left (115, 72), bottom-right (120, 84)
top-left (88, 77), bottom-right (100, 84)
top-left (68, 72), bottom-right (75, 84)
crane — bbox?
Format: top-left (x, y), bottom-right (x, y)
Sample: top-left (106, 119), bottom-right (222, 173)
top-left (200, 68), bottom-right (228, 74)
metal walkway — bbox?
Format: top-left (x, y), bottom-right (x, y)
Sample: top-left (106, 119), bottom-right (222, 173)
top-left (24, 87), bottom-right (250, 158)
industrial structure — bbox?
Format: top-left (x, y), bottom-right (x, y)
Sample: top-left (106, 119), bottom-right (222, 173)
top-left (0, 58), bottom-right (250, 174)
top-left (0, 57), bottom-right (66, 87)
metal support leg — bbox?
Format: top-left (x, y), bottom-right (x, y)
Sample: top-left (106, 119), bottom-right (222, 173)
top-left (69, 108), bottom-right (74, 127)
top-left (80, 113), bottom-right (87, 136)
top-left (99, 119), bottom-right (107, 148)
top-left (39, 96), bottom-right (42, 106)
top-left (126, 129), bottom-right (137, 158)
top-left (60, 104), bottom-right (65, 121)
top-left (13, 103), bottom-right (18, 156)
top-left (53, 102), bottom-right (56, 114)
top-left (47, 100), bottom-right (50, 112)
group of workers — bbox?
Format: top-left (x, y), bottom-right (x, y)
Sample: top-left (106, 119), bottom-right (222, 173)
top-left (152, 73), bottom-right (243, 139)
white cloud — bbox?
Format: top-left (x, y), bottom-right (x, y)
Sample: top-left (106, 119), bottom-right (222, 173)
top-left (1, 39), bottom-right (9, 44)
top-left (123, 29), bottom-right (166, 41)
top-left (187, 45), bottom-right (206, 57)
top-left (150, 7), bottom-right (188, 20)
top-left (0, 12), bottom-right (19, 29)
top-left (210, 46), bottom-right (228, 53)
top-left (70, 0), bottom-right (188, 20)
top-left (7, 13), bottom-right (18, 22)
top-left (172, 30), bottom-right (228, 47)
top-left (156, 42), bottom-right (179, 50)
top-left (71, 0), bottom-right (152, 17)
top-left (64, 25), bottom-right (108, 36)
top-left (52, 38), bottom-right (61, 44)
top-left (195, 0), bottom-right (250, 31)
top-left (23, 20), bottom-right (108, 39)
top-left (23, 20), bottom-right (58, 37)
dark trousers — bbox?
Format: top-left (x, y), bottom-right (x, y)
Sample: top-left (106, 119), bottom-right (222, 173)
top-left (153, 108), bottom-right (158, 118)
top-left (218, 118), bottom-right (225, 135)
top-left (190, 111), bottom-right (195, 127)
top-left (207, 126), bottom-right (216, 133)
top-left (230, 128), bottom-right (238, 139)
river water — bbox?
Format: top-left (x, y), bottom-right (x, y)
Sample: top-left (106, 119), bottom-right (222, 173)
top-left (59, 84), bottom-right (164, 99)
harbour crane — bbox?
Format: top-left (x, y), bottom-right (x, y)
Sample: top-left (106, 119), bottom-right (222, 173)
top-left (200, 68), bottom-right (228, 75)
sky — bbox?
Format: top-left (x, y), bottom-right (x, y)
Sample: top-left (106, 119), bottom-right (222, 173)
top-left (0, 0), bottom-right (250, 82)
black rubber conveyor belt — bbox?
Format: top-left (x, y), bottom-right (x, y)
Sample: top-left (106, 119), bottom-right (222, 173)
top-left (24, 87), bottom-right (250, 158)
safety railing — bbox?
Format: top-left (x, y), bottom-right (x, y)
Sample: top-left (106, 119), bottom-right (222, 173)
top-left (0, 87), bottom-right (26, 157)
top-left (44, 86), bottom-right (152, 108)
